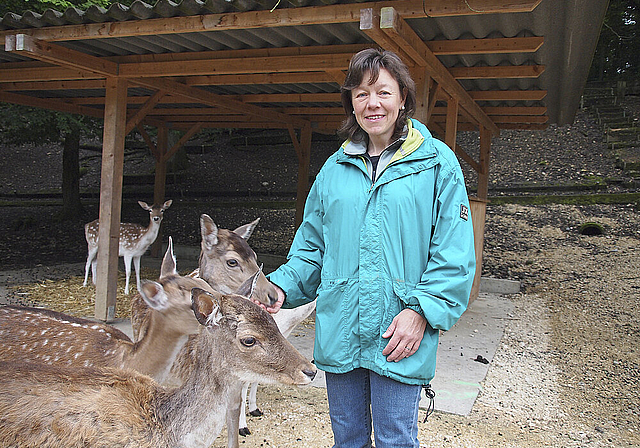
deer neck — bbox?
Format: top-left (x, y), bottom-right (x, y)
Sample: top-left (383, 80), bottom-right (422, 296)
top-left (128, 312), bottom-right (190, 383)
top-left (156, 331), bottom-right (235, 448)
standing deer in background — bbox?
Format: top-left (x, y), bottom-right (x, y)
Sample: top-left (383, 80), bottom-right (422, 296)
top-left (0, 237), bottom-right (216, 384)
top-left (0, 288), bottom-right (317, 448)
top-left (83, 199), bottom-right (172, 294)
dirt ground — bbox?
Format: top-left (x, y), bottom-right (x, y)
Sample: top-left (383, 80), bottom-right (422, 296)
top-left (3, 203), bottom-right (639, 448)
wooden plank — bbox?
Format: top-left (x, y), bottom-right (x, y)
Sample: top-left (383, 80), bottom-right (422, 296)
top-left (185, 71), bottom-right (337, 86)
top-left (445, 96), bottom-right (459, 150)
top-left (95, 77), bottom-right (127, 322)
top-left (129, 77), bottom-right (309, 128)
top-left (0, 79), bottom-right (106, 91)
top-left (0, 1), bottom-right (542, 42)
top-left (427, 36), bottom-right (544, 55)
top-left (162, 123), bottom-right (203, 163)
top-left (118, 53), bottom-right (353, 78)
top-left (288, 124), bottom-right (312, 229)
top-left (5, 34), bottom-right (118, 76)
top-left (378, 6), bottom-right (499, 135)
top-left (0, 90), bottom-right (103, 118)
top-left (125, 89), bottom-right (166, 135)
top-left (468, 90), bottom-right (547, 101)
top-left (449, 64), bottom-right (545, 79)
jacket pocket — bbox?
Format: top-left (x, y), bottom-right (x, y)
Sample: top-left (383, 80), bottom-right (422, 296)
top-left (313, 278), bottom-right (358, 368)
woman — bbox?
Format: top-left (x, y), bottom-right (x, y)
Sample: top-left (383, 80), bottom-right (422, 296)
top-left (266, 48), bottom-right (476, 448)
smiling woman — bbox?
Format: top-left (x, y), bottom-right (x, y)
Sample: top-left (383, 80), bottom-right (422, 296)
top-left (265, 48), bottom-right (477, 448)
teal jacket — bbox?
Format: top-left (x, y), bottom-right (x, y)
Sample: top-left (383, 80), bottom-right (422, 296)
top-left (268, 119), bottom-right (476, 385)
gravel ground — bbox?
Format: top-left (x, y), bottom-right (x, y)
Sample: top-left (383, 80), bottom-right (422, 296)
top-left (0, 102), bottom-right (639, 447)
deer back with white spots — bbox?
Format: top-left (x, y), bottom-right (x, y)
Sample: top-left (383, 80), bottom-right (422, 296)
top-left (0, 236), bottom-right (213, 384)
top-left (0, 288), bottom-right (317, 448)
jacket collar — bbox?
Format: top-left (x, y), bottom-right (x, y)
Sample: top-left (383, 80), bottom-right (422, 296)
top-left (338, 119), bottom-right (434, 164)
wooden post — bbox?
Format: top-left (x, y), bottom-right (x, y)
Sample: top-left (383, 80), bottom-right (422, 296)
top-left (445, 95), bottom-right (459, 151)
top-left (411, 68), bottom-right (428, 124)
top-left (468, 126), bottom-right (492, 303)
top-left (95, 77), bottom-right (127, 322)
top-left (477, 126), bottom-right (492, 200)
top-left (150, 125), bottom-right (168, 257)
top-left (289, 124), bottom-right (312, 229)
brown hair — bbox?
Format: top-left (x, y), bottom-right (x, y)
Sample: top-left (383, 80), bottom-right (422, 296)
top-left (338, 48), bottom-right (416, 143)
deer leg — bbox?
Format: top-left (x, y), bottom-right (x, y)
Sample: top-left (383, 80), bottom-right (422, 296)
top-left (248, 382), bottom-right (263, 417)
top-left (84, 247), bottom-right (97, 287)
top-left (133, 256), bottom-right (142, 293)
top-left (123, 254), bottom-right (133, 295)
top-left (239, 382), bottom-right (250, 436)
top-left (226, 382), bottom-right (243, 448)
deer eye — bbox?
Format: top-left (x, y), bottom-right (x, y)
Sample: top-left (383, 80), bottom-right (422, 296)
top-left (227, 259), bottom-right (238, 268)
top-left (240, 337), bottom-right (256, 347)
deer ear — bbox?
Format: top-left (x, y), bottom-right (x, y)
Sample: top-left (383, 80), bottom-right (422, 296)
top-left (139, 280), bottom-right (170, 311)
top-left (160, 236), bottom-right (178, 278)
top-left (138, 201), bottom-right (152, 211)
top-left (191, 288), bottom-right (223, 327)
top-left (163, 199), bottom-right (173, 210)
top-left (236, 265), bottom-right (262, 298)
top-left (200, 214), bottom-right (219, 250)
top-left (233, 217), bottom-right (260, 240)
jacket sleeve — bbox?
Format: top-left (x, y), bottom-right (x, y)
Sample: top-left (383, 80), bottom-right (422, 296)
top-left (404, 149), bottom-right (476, 331)
top-left (267, 176), bottom-right (325, 309)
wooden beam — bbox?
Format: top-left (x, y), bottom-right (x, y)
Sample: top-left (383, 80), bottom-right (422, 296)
top-left (449, 64), bottom-right (545, 79)
top-left (0, 79), bottom-right (106, 91)
top-left (125, 89), bottom-right (166, 135)
top-left (445, 96), bottom-right (459, 150)
top-left (136, 124), bottom-right (158, 159)
top-left (95, 77), bottom-right (127, 322)
top-left (185, 71), bottom-right (337, 86)
top-left (4, 34), bottom-right (118, 76)
top-left (469, 90), bottom-right (547, 101)
top-left (0, 90), bottom-right (103, 118)
top-left (161, 123), bottom-right (203, 163)
top-left (0, 1), bottom-right (542, 42)
top-left (477, 126), bottom-right (492, 200)
top-left (377, 7), bottom-right (499, 135)
top-left (129, 77), bottom-right (310, 128)
top-left (288, 124), bottom-right (313, 229)
top-left (118, 53), bottom-right (353, 78)
top-left (151, 125), bottom-right (168, 258)
top-left (427, 36), bottom-right (544, 55)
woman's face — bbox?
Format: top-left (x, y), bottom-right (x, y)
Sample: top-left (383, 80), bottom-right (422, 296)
top-left (351, 68), bottom-right (405, 149)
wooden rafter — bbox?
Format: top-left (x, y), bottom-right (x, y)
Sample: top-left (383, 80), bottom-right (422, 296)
top-left (0, 0), bottom-right (542, 42)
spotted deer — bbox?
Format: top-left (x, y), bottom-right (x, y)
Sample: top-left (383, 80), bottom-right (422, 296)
top-left (0, 236), bottom-right (216, 384)
top-left (0, 288), bottom-right (317, 448)
top-left (83, 199), bottom-right (173, 294)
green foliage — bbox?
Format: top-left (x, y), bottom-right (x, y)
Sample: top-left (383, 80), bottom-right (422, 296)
top-left (590, 0), bottom-right (639, 81)
top-left (0, 103), bottom-right (100, 144)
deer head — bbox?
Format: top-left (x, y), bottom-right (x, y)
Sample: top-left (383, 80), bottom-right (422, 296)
top-left (198, 214), bottom-right (278, 307)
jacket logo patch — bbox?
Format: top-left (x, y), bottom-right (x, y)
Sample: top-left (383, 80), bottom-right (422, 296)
top-left (460, 204), bottom-right (469, 221)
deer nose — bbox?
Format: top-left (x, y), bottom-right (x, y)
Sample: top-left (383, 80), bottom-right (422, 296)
top-left (267, 292), bottom-right (277, 306)
top-left (303, 368), bottom-right (316, 381)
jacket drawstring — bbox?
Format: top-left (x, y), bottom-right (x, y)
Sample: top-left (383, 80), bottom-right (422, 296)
top-left (422, 384), bottom-right (435, 422)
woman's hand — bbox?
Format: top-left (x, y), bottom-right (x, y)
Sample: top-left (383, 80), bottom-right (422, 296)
top-left (382, 309), bottom-right (427, 362)
top-left (254, 283), bottom-right (285, 314)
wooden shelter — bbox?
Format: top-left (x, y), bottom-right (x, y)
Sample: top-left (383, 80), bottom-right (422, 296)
top-left (0, 0), bottom-right (608, 320)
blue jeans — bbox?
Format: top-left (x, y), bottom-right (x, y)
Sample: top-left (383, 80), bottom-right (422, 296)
top-left (325, 368), bottom-right (422, 448)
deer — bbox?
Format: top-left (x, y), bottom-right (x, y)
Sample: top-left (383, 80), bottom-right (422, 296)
top-left (130, 214), bottom-right (278, 341)
top-left (0, 287), bottom-right (317, 448)
top-left (83, 199), bottom-right (173, 295)
top-left (238, 300), bottom-right (317, 436)
top-left (0, 236), bottom-right (217, 384)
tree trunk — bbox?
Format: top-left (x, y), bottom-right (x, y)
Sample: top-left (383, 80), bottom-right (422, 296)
top-left (60, 129), bottom-right (84, 219)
